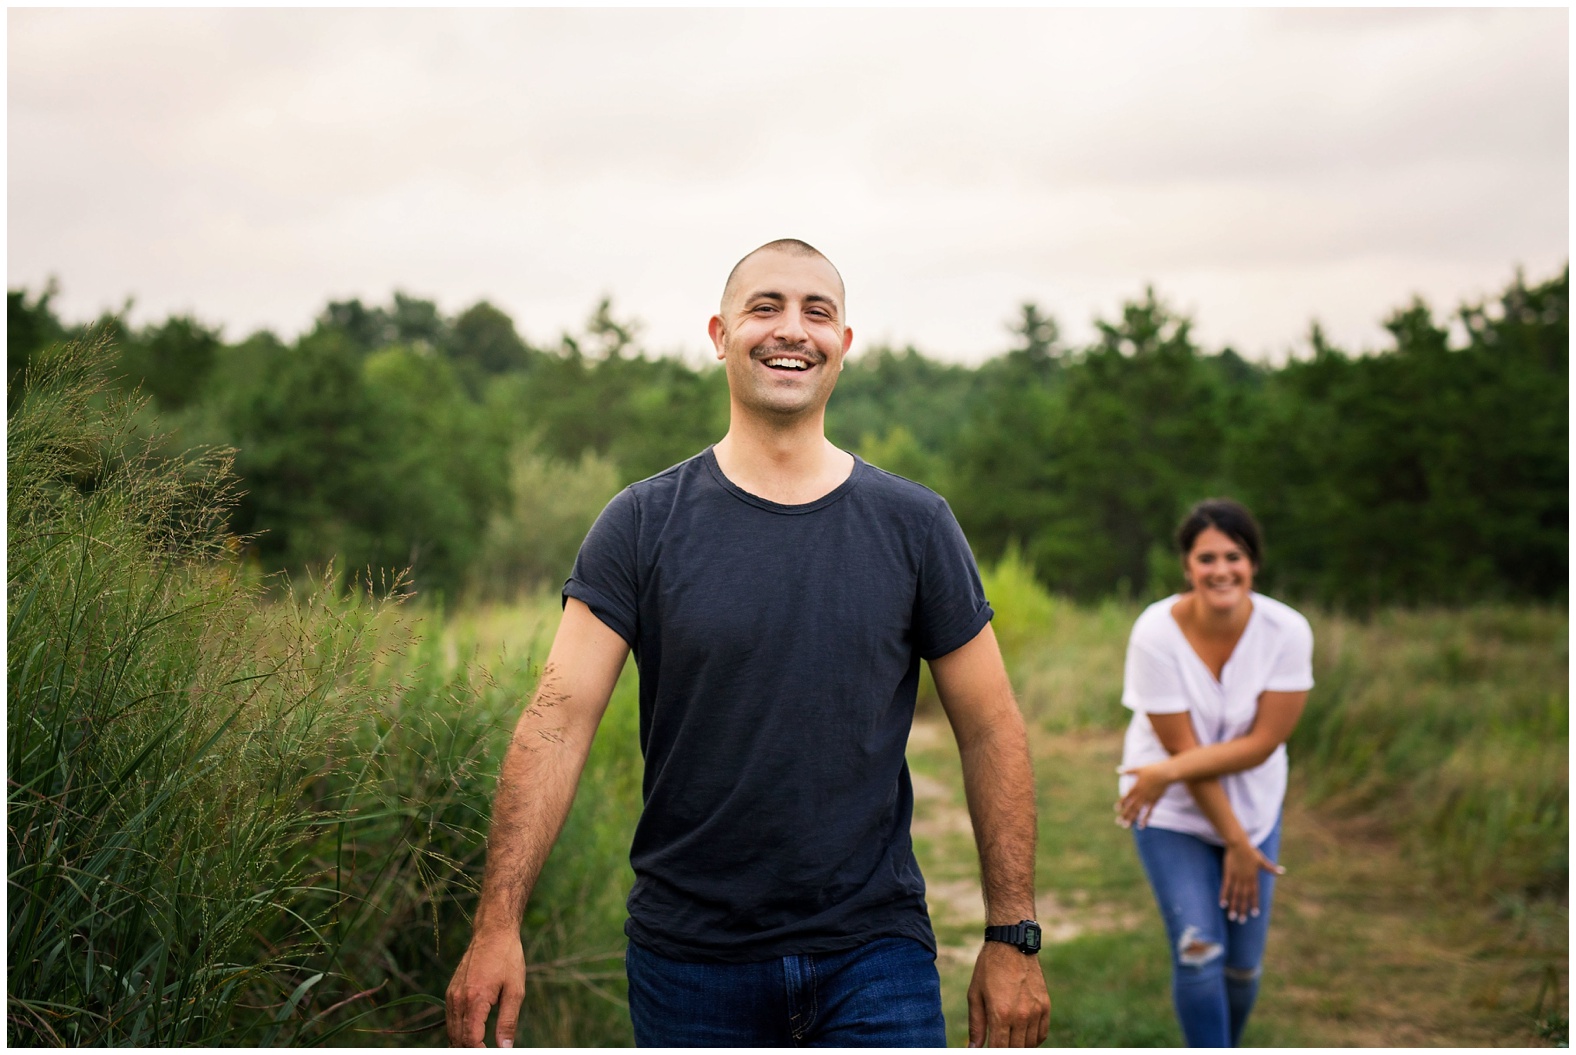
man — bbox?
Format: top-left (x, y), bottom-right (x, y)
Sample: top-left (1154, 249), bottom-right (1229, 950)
top-left (446, 239), bottom-right (1051, 1047)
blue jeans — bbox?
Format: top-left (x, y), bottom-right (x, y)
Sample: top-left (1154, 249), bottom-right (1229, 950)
top-left (1133, 818), bottom-right (1282, 1047)
top-left (624, 936), bottom-right (947, 1047)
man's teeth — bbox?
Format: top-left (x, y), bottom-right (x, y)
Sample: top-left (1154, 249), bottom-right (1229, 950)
top-left (765, 358), bottom-right (808, 369)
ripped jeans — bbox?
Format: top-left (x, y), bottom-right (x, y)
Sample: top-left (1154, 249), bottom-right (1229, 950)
top-left (1132, 817), bottom-right (1281, 1047)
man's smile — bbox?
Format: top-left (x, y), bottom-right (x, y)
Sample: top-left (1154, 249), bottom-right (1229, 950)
top-left (754, 346), bottom-right (821, 372)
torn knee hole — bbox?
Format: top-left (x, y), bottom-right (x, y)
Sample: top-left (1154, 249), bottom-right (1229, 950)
top-left (1176, 925), bottom-right (1224, 967)
top-left (1224, 965), bottom-right (1261, 983)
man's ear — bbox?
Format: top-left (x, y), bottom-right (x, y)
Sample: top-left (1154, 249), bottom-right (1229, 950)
top-left (708, 315), bottom-right (726, 359)
top-left (841, 325), bottom-right (854, 356)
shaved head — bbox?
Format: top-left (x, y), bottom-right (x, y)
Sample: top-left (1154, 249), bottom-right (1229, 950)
top-left (720, 238), bottom-right (846, 318)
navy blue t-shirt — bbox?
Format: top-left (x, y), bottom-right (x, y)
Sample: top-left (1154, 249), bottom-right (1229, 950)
top-left (563, 447), bottom-right (992, 963)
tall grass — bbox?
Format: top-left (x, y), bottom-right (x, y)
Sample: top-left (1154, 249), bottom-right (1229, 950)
top-left (290, 601), bottom-right (640, 1046)
top-left (1293, 606), bottom-right (1567, 897)
top-left (7, 336), bottom-right (391, 1043)
top-left (6, 337), bottom-right (641, 1045)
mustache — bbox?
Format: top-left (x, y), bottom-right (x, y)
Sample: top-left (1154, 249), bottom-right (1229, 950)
top-left (750, 343), bottom-right (825, 365)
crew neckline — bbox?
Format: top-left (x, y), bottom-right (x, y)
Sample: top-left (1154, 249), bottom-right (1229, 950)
top-left (701, 445), bottom-right (865, 515)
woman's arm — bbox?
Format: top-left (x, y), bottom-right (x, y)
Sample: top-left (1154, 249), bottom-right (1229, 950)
top-left (1118, 690), bottom-right (1307, 826)
top-left (1129, 711), bottom-right (1286, 921)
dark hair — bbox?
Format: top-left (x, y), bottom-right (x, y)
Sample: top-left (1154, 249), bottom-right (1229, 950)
top-left (1176, 498), bottom-right (1263, 569)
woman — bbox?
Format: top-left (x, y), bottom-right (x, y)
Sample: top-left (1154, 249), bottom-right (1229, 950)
top-left (1116, 498), bottom-right (1313, 1047)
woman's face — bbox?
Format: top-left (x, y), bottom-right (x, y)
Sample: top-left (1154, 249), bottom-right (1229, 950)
top-left (1183, 526), bottom-right (1255, 612)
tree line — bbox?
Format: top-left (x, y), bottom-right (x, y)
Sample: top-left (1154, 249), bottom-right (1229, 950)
top-left (7, 265), bottom-right (1566, 609)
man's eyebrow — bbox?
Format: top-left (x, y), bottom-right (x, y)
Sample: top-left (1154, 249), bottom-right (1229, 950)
top-left (741, 290), bottom-right (841, 312)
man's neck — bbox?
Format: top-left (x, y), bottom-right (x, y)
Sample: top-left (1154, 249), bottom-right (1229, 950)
top-left (712, 409), bottom-right (854, 506)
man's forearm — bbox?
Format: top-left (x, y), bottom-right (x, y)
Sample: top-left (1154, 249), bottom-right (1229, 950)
top-left (472, 663), bottom-right (604, 935)
top-left (447, 600), bottom-right (627, 1049)
top-left (957, 710), bottom-right (1039, 923)
top-left (931, 625), bottom-right (1052, 1047)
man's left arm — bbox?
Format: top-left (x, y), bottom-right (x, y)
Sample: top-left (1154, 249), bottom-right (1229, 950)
top-left (930, 622), bottom-right (1051, 1048)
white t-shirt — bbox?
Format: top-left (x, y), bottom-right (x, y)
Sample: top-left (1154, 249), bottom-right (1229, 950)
top-left (1118, 592), bottom-right (1315, 847)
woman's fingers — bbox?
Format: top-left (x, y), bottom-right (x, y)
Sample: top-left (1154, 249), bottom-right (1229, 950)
top-left (1220, 846), bottom-right (1260, 923)
top-left (1219, 846), bottom-right (1286, 923)
top-left (1237, 873), bottom-right (1258, 920)
top-left (1235, 879), bottom-right (1256, 921)
top-left (1114, 797), bottom-right (1155, 830)
top-left (1115, 786), bottom-right (1151, 826)
top-left (1115, 766), bottom-right (1167, 829)
top-left (1220, 872), bottom-right (1250, 922)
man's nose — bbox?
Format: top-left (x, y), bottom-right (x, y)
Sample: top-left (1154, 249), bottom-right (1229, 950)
top-left (773, 307), bottom-right (809, 342)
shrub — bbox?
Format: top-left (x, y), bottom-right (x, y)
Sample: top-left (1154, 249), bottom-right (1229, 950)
top-left (468, 443), bottom-right (621, 601)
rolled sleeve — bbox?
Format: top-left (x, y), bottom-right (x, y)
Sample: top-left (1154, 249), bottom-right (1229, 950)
top-left (562, 488), bottom-right (640, 648)
top-left (914, 500), bottom-right (994, 661)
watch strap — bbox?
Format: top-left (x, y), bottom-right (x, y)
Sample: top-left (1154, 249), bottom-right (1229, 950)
top-left (983, 919), bottom-right (1042, 954)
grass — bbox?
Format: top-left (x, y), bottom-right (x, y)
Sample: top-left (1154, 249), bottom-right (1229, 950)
top-left (1294, 605), bottom-right (1567, 897)
top-left (8, 338), bottom-right (403, 1044)
top-left (229, 596), bottom-right (641, 1047)
top-left (5, 339), bottom-right (639, 1046)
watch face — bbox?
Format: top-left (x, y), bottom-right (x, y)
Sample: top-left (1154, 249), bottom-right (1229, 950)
top-left (1023, 926), bottom-right (1041, 952)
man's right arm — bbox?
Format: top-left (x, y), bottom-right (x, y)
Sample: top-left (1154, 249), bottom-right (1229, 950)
top-left (445, 597), bottom-right (631, 1048)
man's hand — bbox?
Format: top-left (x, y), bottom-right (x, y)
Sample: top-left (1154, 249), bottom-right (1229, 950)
top-left (446, 926), bottom-right (527, 1047)
top-left (967, 941), bottom-right (1051, 1047)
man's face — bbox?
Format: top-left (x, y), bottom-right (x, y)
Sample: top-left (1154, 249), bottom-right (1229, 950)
top-left (709, 249), bottom-right (853, 422)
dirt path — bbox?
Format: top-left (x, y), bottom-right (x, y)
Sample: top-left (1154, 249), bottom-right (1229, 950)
top-left (906, 716), bottom-right (1567, 1047)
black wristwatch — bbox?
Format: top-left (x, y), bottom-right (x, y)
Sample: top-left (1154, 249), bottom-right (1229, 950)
top-left (984, 919), bottom-right (1042, 955)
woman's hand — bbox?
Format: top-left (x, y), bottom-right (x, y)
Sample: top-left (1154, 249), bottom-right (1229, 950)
top-left (1115, 760), bottom-right (1178, 829)
top-left (1219, 839), bottom-right (1285, 923)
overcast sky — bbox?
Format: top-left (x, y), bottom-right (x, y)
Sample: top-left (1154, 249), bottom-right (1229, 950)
top-left (8, 7), bottom-right (1569, 365)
